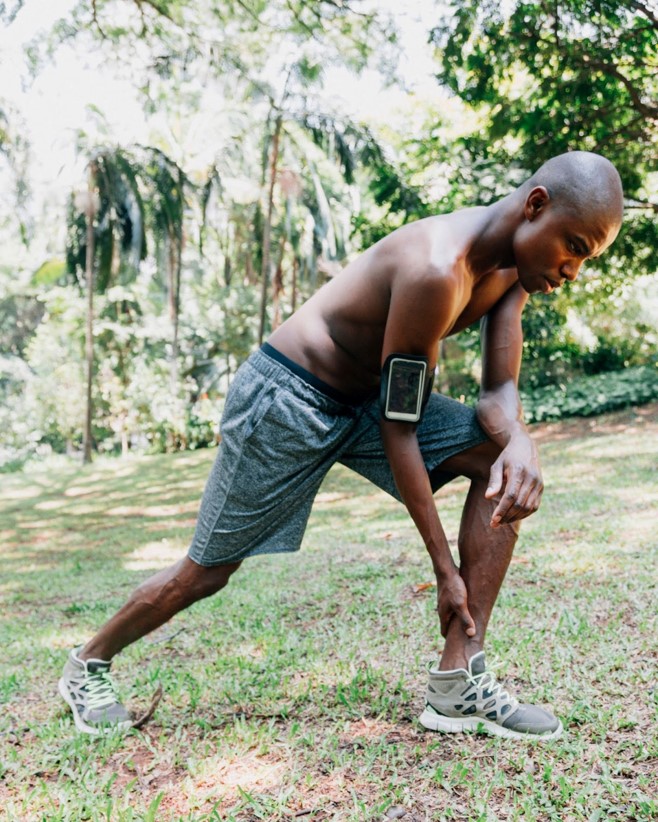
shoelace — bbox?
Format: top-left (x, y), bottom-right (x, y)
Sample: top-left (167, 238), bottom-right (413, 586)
top-left (85, 669), bottom-right (121, 710)
top-left (467, 668), bottom-right (518, 709)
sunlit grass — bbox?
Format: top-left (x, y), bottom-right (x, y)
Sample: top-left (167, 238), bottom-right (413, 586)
top-left (1, 406), bottom-right (657, 820)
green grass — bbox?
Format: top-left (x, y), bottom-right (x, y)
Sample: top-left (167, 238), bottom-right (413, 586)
top-left (1, 405), bottom-right (657, 821)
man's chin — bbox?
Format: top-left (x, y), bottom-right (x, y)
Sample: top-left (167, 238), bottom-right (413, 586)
top-left (519, 273), bottom-right (546, 295)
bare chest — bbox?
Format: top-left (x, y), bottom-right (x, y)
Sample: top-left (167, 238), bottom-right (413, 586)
top-left (446, 268), bottom-right (519, 337)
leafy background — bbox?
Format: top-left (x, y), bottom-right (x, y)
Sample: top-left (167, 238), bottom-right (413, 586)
top-left (0, 0), bottom-right (656, 472)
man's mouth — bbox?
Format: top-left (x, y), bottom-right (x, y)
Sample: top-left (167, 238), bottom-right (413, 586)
top-left (542, 276), bottom-right (560, 294)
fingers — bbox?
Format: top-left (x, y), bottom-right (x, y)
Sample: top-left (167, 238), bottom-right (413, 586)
top-left (460, 605), bottom-right (476, 637)
top-left (438, 579), bottom-right (476, 638)
top-left (489, 466), bottom-right (543, 528)
top-left (485, 457), bottom-right (503, 500)
top-left (438, 601), bottom-right (452, 638)
top-left (440, 602), bottom-right (476, 638)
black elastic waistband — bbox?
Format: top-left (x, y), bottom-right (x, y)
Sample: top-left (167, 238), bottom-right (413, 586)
top-left (260, 342), bottom-right (357, 405)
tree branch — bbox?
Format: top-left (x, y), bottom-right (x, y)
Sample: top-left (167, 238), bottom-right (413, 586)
top-left (133, 0), bottom-right (176, 23)
top-left (286, 0), bottom-right (323, 42)
top-left (592, 113), bottom-right (647, 152)
top-left (580, 55), bottom-right (658, 120)
top-left (628, 0), bottom-right (658, 30)
top-left (232, 0), bottom-right (275, 29)
top-left (624, 198), bottom-right (658, 212)
top-left (318, 0), bottom-right (372, 19)
top-left (91, 0), bottom-right (107, 37)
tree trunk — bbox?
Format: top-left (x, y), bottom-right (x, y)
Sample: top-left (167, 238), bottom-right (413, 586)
top-left (169, 167), bottom-right (184, 394)
top-left (291, 255), bottom-right (298, 315)
top-left (258, 113), bottom-right (283, 346)
top-left (271, 235), bottom-right (286, 331)
top-left (168, 236), bottom-right (179, 393)
top-left (438, 339), bottom-right (450, 395)
top-left (82, 165), bottom-right (97, 465)
top-left (245, 249), bottom-right (255, 285)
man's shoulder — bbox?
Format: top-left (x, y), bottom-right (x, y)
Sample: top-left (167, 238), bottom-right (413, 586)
top-left (383, 222), bottom-right (464, 286)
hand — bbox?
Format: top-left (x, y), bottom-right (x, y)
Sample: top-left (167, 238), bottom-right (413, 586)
top-left (485, 434), bottom-right (543, 528)
top-left (437, 570), bottom-right (476, 639)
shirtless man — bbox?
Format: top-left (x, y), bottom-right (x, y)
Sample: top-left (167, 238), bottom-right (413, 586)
top-left (60, 151), bottom-right (624, 739)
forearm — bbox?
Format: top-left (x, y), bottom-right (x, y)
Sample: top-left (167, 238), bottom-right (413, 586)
top-left (381, 421), bottom-right (476, 638)
top-left (381, 422), bottom-right (456, 577)
top-left (476, 382), bottom-right (543, 527)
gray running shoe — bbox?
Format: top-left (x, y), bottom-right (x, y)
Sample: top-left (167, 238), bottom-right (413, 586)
top-left (59, 647), bottom-right (133, 735)
top-left (419, 652), bottom-right (563, 740)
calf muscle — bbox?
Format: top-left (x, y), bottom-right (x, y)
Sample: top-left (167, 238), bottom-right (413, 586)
top-left (79, 558), bottom-right (240, 662)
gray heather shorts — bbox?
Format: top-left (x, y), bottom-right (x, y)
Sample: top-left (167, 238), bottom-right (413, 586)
top-left (187, 346), bottom-right (489, 566)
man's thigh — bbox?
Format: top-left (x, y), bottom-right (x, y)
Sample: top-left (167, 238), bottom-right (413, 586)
top-left (188, 350), bottom-right (360, 566)
top-left (339, 393), bottom-right (490, 499)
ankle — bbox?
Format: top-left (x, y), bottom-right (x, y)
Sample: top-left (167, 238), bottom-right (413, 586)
top-left (438, 641), bottom-right (483, 672)
top-left (78, 642), bottom-right (113, 664)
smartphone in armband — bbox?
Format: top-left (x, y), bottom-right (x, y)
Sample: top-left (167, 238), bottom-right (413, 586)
top-left (381, 355), bottom-right (429, 423)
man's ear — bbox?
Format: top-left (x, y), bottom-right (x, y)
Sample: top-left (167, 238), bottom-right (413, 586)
top-left (524, 186), bottom-right (550, 221)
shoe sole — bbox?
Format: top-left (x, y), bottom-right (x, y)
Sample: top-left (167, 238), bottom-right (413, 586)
top-left (419, 707), bottom-right (563, 741)
top-left (58, 678), bottom-right (133, 736)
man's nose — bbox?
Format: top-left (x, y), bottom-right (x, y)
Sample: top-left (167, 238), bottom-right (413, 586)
top-left (561, 261), bottom-right (581, 281)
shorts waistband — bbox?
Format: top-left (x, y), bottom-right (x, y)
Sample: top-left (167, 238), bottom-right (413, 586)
top-left (260, 342), bottom-right (358, 406)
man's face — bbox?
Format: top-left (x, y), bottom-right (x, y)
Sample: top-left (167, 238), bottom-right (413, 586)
top-left (513, 189), bottom-right (620, 295)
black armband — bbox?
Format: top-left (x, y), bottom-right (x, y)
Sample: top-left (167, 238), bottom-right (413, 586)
top-left (380, 354), bottom-right (434, 423)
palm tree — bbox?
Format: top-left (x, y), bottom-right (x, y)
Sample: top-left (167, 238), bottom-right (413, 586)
top-left (140, 147), bottom-right (189, 392)
top-left (255, 94), bottom-right (419, 343)
top-left (67, 147), bottom-right (146, 463)
top-left (255, 59), bottom-right (355, 344)
top-left (67, 142), bottom-right (196, 461)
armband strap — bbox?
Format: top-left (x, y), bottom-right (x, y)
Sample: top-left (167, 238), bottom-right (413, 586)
top-left (380, 353), bottom-right (433, 423)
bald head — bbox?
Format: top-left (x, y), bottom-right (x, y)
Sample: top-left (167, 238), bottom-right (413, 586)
top-left (523, 151), bottom-right (624, 227)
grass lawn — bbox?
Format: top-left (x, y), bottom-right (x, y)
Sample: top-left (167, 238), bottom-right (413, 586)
top-left (1, 404), bottom-right (657, 821)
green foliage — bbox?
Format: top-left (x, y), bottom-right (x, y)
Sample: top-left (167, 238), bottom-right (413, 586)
top-left (3, 0), bottom-right (656, 470)
top-left (65, 0), bottom-right (397, 83)
top-left (521, 294), bottom-right (583, 388)
top-left (66, 148), bottom-right (148, 292)
top-left (0, 288), bottom-right (87, 470)
top-left (581, 335), bottom-right (651, 375)
top-left (141, 147), bottom-right (187, 293)
top-left (0, 104), bottom-right (9, 155)
top-left (428, 0), bottom-right (658, 281)
top-left (409, 1), bottom-right (658, 404)
top-left (32, 257), bottom-right (67, 286)
top-left (432, 0), bottom-right (657, 192)
top-left (0, 99), bottom-right (31, 240)
top-left (521, 365), bottom-right (658, 422)
top-left (0, 2), bottom-right (24, 25)
top-left (0, 292), bottom-right (45, 358)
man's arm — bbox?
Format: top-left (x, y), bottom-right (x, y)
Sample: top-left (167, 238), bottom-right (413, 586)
top-left (477, 281), bottom-right (544, 528)
top-left (379, 268), bottom-right (476, 637)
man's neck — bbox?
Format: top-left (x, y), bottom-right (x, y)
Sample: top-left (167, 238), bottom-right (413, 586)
top-left (465, 194), bottom-right (524, 281)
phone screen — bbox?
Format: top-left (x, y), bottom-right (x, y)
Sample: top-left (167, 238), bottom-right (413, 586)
top-left (386, 359), bottom-right (426, 419)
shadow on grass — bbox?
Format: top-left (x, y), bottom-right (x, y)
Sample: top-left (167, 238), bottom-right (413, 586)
top-left (1, 408), bottom-right (657, 820)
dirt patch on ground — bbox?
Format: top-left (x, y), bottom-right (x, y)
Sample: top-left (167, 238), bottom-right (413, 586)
top-left (530, 402), bottom-right (658, 444)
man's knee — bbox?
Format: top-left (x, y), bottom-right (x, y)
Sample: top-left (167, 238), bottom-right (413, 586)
top-left (183, 557), bottom-right (242, 602)
top-left (438, 439), bottom-right (501, 482)
top-left (135, 557), bottom-right (241, 610)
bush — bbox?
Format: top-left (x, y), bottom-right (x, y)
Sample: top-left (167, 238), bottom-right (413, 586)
top-left (521, 365), bottom-right (658, 423)
top-left (581, 335), bottom-right (650, 375)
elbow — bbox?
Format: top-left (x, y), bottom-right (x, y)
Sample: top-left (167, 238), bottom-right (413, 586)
top-left (476, 384), bottom-right (523, 426)
top-left (476, 391), bottom-right (501, 420)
